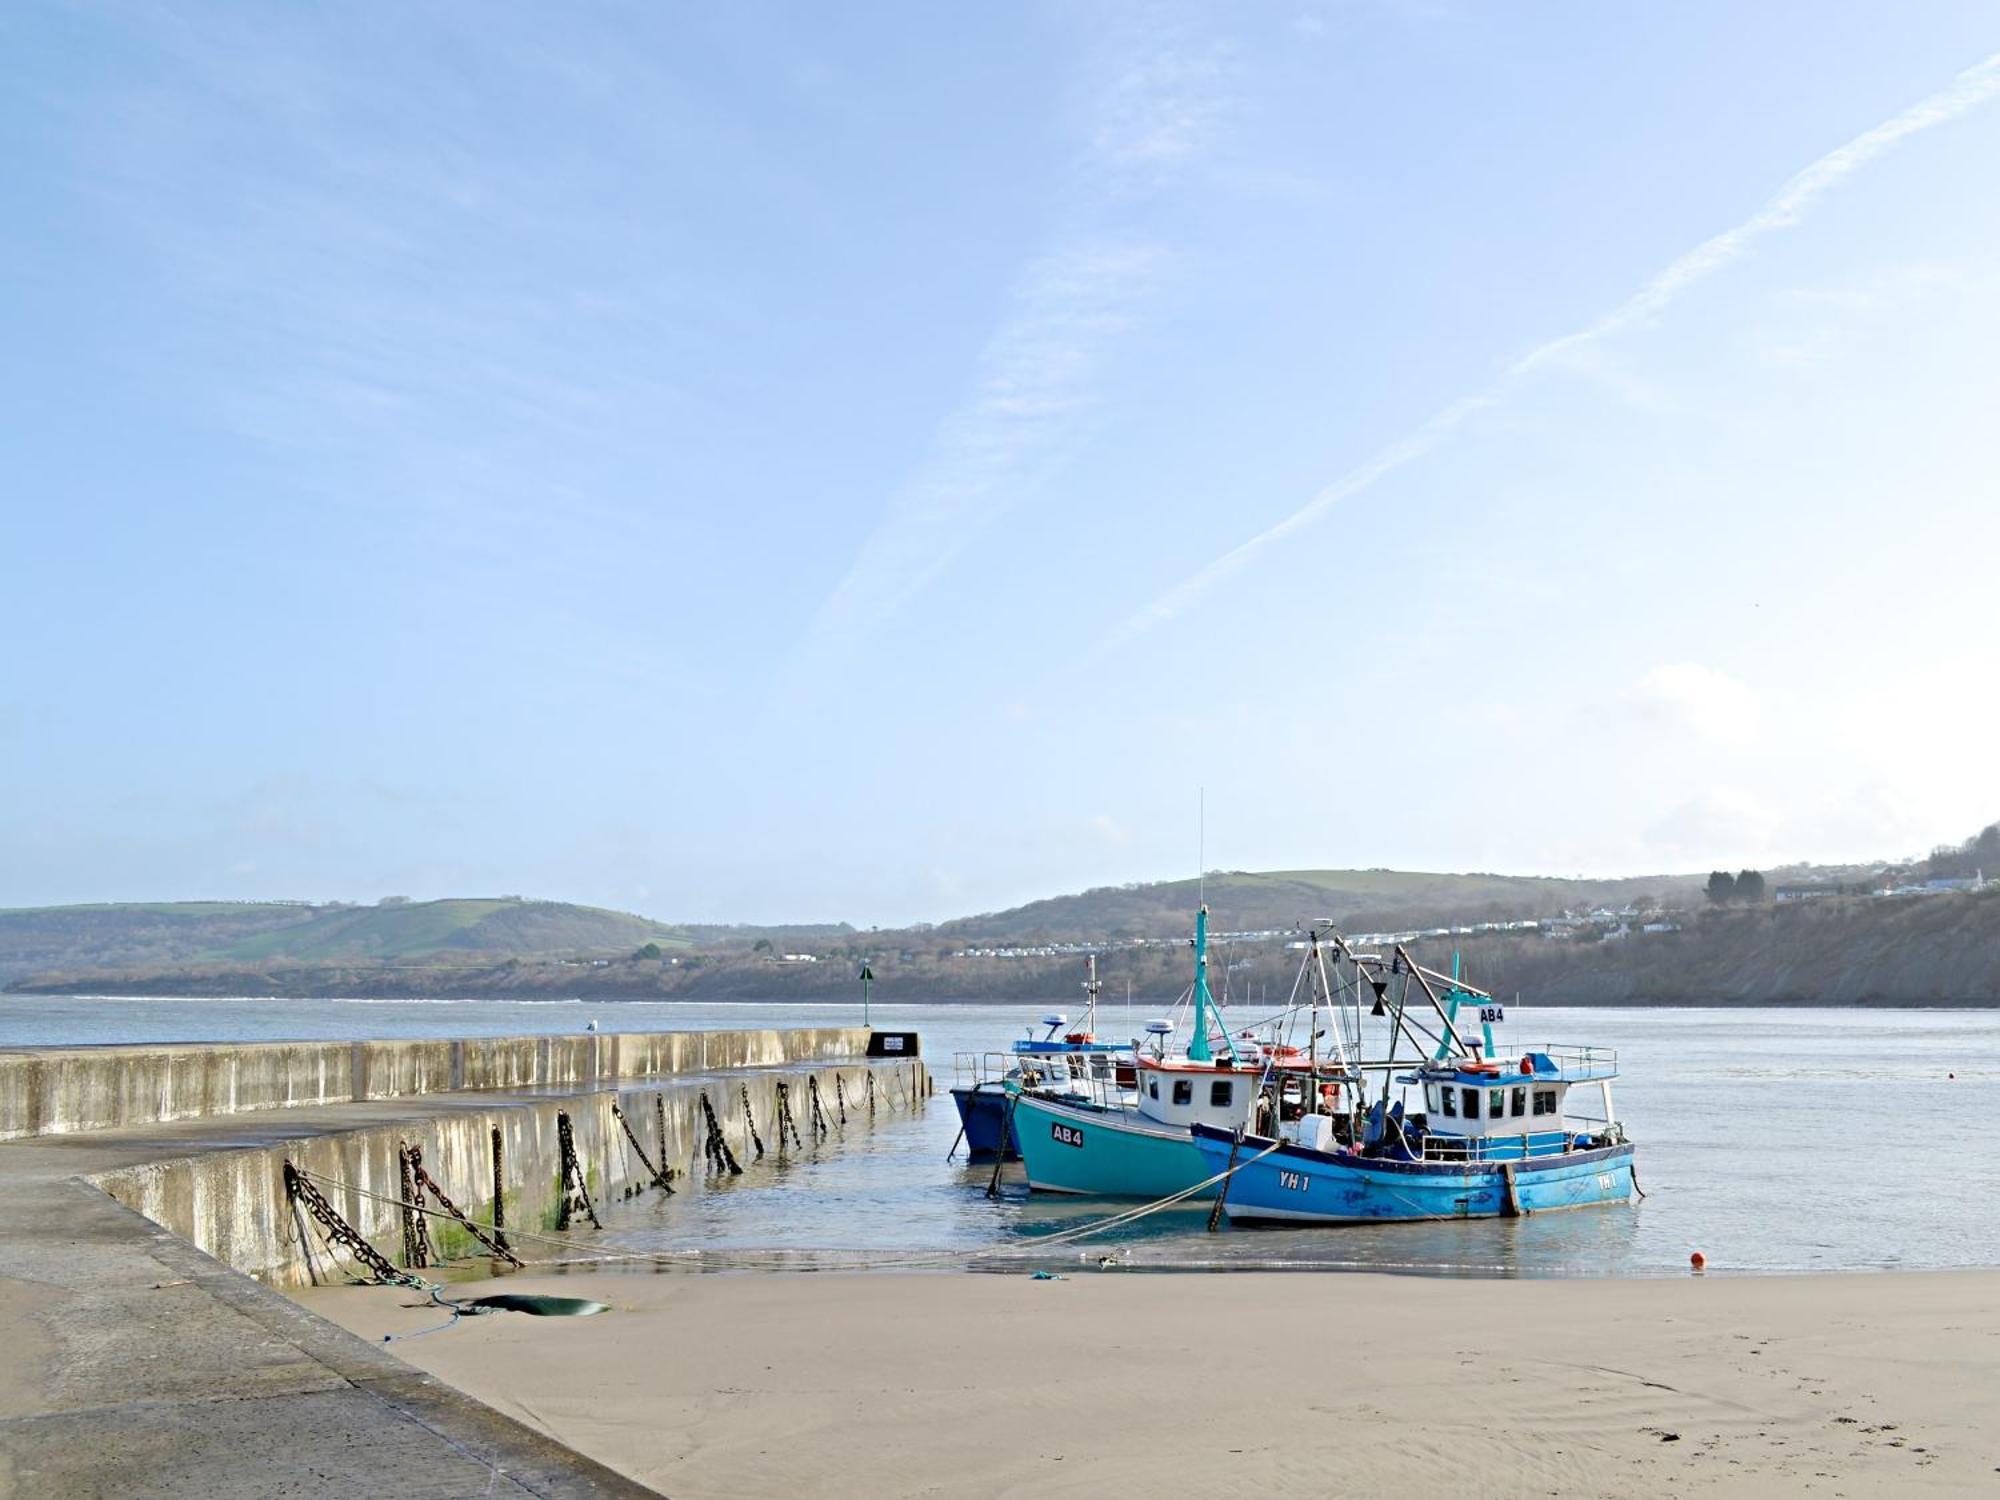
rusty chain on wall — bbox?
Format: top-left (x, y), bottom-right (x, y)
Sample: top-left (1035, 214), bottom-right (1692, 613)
top-left (807, 1075), bottom-right (831, 1141)
top-left (398, 1143), bottom-right (433, 1269)
top-left (612, 1101), bottom-right (675, 1194)
top-left (739, 1083), bottom-right (767, 1159)
top-left (409, 1154), bottom-right (523, 1267)
top-left (284, 1161), bottom-right (422, 1287)
top-left (556, 1110), bottom-right (602, 1230)
top-left (698, 1091), bottom-right (743, 1175)
top-left (772, 1079), bottom-right (804, 1151)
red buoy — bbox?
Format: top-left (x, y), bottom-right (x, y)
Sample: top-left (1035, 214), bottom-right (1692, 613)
top-left (1690, 1250), bottom-right (1707, 1272)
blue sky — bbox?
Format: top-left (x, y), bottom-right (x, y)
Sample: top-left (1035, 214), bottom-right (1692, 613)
top-left (4, 2), bottom-right (1998, 923)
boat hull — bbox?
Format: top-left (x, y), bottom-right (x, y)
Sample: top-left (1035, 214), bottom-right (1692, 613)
top-left (949, 1084), bottom-right (1018, 1159)
top-left (1192, 1126), bottom-right (1636, 1224)
top-left (1010, 1091), bottom-right (1215, 1199)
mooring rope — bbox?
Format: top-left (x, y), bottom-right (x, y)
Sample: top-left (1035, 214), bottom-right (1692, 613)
top-left (294, 1137), bottom-right (1286, 1277)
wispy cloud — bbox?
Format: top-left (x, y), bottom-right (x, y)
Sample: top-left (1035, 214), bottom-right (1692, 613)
top-left (789, 242), bottom-right (1164, 667)
top-left (787, 16), bottom-right (1228, 680)
top-left (1105, 49), bottom-right (2000, 650)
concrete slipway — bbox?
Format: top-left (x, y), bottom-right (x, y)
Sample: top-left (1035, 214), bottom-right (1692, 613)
top-left (0, 1028), bottom-right (921, 1498)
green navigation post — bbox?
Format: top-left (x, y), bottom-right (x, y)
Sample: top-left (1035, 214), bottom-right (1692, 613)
top-left (859, 960), bottom-right (874, 1027)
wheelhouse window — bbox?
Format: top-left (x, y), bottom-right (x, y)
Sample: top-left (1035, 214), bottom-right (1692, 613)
top-left (1511, 1087), bottom-right (1527, 1118)
top-left (1461, 1087), bottom-right (1480, 1120)
top-left (1440, 1086), bottom-right (1457, 1117)
top-left (1172, 1079), bottom-right (1193, 1106)
top-left (1532, 1088), bottom-right (1557, 1116)
top-left (1210, 1080), bottom-right (1234, 1107)
top-left (1489, 1089), bottom-right (1506, 1120)
top-left (1148, 1078), bottom-right (1159, 1100)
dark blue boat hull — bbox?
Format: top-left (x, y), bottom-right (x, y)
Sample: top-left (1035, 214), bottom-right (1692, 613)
top-left (950, 1084), bottom-right (1018, 1159)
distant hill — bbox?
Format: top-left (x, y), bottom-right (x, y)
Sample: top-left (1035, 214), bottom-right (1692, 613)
top-left (9, 830), bottom-right (1995, 1004)
top-left (931, 868), bottom-right (1706, 943)
top-left (0, 898), bottom-right (690, 985)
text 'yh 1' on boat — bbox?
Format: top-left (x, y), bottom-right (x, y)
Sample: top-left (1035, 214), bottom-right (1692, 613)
top-left (1007, 905), bottom-right (1638, 1228)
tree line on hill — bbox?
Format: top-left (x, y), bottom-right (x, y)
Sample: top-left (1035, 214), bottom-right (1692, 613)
top-left (1704, 869), bottom-right (1766, 904)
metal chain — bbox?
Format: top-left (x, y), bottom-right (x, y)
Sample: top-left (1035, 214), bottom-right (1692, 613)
top-left (739, 1083), bottom-right (767, 1159)
top-left (612, 1101), bottom-right (675, 1193)
top-left (284, 1161), bottom-right (421, 1287)
top-left (699, 1091), bottom-right (743, 1174)
top-left (773, 1079), bottom-right (804, 1150)
top-left (807, 1075), bottom-right (831, 1140)
top-left (397, 1143), bottom-right (432, 1268)
top-left (411, 1157), bottom-right (524, 1266)
top-left (556, 1111), bottom-right (602, 1230)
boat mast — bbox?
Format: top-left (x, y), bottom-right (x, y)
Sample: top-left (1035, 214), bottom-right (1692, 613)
top-left (1306, 930), bottom-right (1318, 1085)
top-left (1309, 931), bottom-right (1353, 1076)
top-left (1082, 954), bottom-right (1100, 1035)
top-left (1189, 904), bottom-right (1216, 1063)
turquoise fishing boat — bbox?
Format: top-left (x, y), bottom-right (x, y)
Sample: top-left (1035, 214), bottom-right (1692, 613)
top-left (1010, 906), bottom-right (1274, 1199)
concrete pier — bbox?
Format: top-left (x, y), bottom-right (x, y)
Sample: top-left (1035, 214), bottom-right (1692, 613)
top-left (0, 1027), bottom-right (926, 1497)
top-left (0, 1027), bottom-right (870, 1139)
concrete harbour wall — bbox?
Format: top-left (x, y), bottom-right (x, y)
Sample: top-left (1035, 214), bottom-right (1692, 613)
top-left (0, 1027), bottom-right (871, 1140)
top-left (0, 1028), bottom-right (923, 1495)
top-left (89, 1058), bottom-right (930, 1287)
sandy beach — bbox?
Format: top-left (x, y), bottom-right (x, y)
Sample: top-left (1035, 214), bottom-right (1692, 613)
top-left (298, 1268), bottom-right (2000, 1498)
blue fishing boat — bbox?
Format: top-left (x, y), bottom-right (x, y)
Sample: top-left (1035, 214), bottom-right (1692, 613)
top-left (948, 957), bottom-right (1130, 1160)
top-left (1010, 906), bottom-right (1283, 1197)
top-left (1187, 944), bottom-right (1638, 1224)
top-left (1192, 1047), bottom-right (1633, 1223)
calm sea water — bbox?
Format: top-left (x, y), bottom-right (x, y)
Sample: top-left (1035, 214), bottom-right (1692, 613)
top-left (5, 994), bottom-right (1994, 1276)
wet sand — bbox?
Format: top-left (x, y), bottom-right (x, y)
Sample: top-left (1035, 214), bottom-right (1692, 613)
top-left (300, 1268), bottom-right (2000, 1498)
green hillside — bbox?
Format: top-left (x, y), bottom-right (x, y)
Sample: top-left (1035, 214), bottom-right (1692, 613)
top-left (933, 868), bottom-right (1706, 942)
top-left (211, 899), bottom-right (688, 962)
top-left (0, 897), bottom-right (688, 983)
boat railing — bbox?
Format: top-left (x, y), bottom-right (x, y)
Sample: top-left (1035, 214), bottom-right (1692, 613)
top-left (1017, 1058), bottom-right (1134, 1107)
top-left (952, 1051), bottom-right (1017, 1088)
top-left (1014, 1050), bottom-right (1120, 1091)
top-left (1527, 1043), bottom-right (1619, 1079)
top-left (960, 1047), bottom-right (1136, 1098)
top-left (1412, 1126), bottom-right (1606, 1163)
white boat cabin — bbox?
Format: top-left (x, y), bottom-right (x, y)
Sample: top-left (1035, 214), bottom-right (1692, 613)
top-left (1402, 1047), bottom-right (1620, 1147)
top-left (1132, 1056), bottom-right (1262, 1132)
